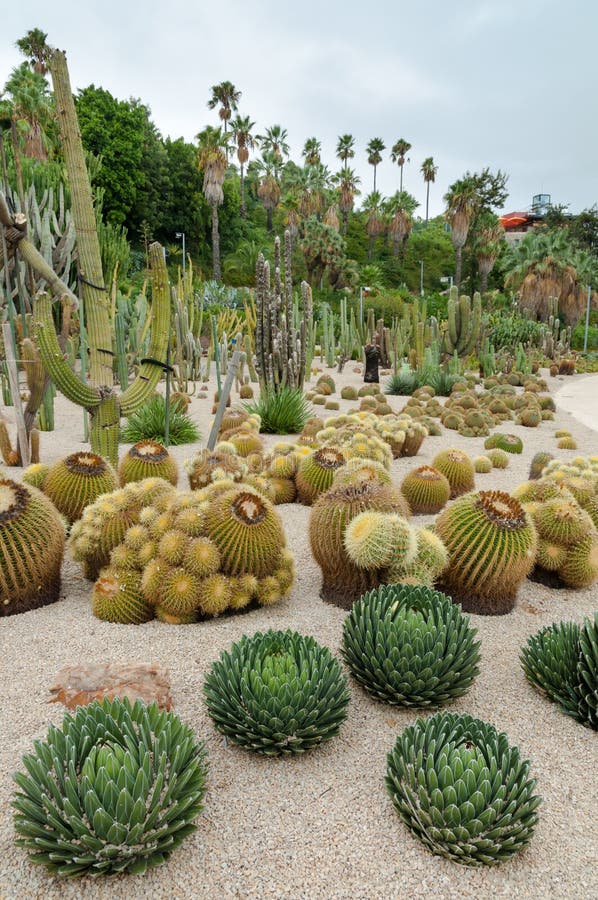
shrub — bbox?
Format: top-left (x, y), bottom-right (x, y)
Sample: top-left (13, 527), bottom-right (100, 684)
top-left (245, 386), bottom-right (311, 434)
top-left (121, 394), bottom-right (200, 445)
top-left (204, 629), bottom-right (349, 755)
top-left (386, 711), bottom-right (541, 865)
top-left (13, 698), bottom-right (208, 876)
top-left (342, 584), bottom-right (480, 706)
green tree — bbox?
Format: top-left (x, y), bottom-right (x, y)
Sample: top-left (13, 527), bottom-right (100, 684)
top-left (420, 156), bottom-right (438, 225)
top-left (366, 137), bottom-right (385, 191)
top-left (473, 212), bottom-right (504, 292)
top-left (255, 150), bottom-right (282, 231)
top-left (2, 63), bottom-right (54, 161)
top-left (444, 176), bottom-right (477, 289)
top-left (196, 125), bottom-right (228, 280)
top-left (569, 206), bottom-right (598, 256)
top-left (385, 191), bottom-right (418, 257)
top-left (390, 138), bottom-right (411, 192)
top-left (362, 191), bottom-right (385, 260)
top-left (230, 114), bottom-right (256, 219)
top-left (207, 81), bottom-right (241, 138)
top-left (15, 28), bottom-right (50, 74)
top-left (336, 134), bottom-right (355, 171)
top-left (257, 125), bottom-right (289, 162)
top-left (332, 167), bottom-right (360, 236)
top-left (302, 137), bottom-right (321, 166)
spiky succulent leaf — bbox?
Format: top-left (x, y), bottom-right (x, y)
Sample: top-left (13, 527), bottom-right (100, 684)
top-left (12, 698), bottom-right (208, 876)
top-left (385, 711), bottom-right (541, 865)
top-left (204, 629), bottom-right (349, 755)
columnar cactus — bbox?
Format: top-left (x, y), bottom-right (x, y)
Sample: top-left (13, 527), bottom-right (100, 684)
top-left (442, 287), bottom-right (482, 357)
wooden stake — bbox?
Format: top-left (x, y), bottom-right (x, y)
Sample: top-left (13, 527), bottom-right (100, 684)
top-left (207, 350), bottom-right (241, 450)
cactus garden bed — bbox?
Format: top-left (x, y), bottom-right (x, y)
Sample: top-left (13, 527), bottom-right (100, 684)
top-left (0, 366), bottom-right (597, 899)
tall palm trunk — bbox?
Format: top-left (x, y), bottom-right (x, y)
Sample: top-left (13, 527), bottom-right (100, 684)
top-left (240, 162), bottom-right (246, 219)
top-left (266, 207), bottom-right (273, 232)
top-left (399, 165), bottom-right (403, 193)
top-left (425, 181), bottom-right (430, 225)
top-left (341, 210), bottom-right (348, 237)
top-left (10, 121), bottom-right (25, 205)
top-left (368, 233), bottom-right (375, 261)
top-left (373, 166), bottom-right (377, 192)
top-left (455, 247), bottom-right (463, 291)
top-left (211, 203), bottom-right (221, 279)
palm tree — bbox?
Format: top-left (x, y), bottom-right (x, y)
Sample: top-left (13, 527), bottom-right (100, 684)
top-left (196, 125), bottom-right (228, 280)
top-left (331, 168), bottom-right (361, 236)
top-left (230, 114), bottom-right (255, 219)
top-left (366, 137), bottom-right (385, 191)
top-left (420, 156), bottom-right (438, 225)
top-left (362, 191), bottom-right (385, 260)
top-left (336, 134), bottom-right (355, 171)
top-left (390, 138), bottom-right (412, 192)
top-left (15, 28), bottom-right (50, 74)
top-left (444, 177), bottom-right (477, 290)
top-left (474, 212), bottom-right (504, 292)
top-left (385, 191), bottom-right (419, 257)
top-left (255, 150), bottom-right (282, 231)
top-left (257, 125), bottom-right (289, 162)
top-left (2, 63), bottom-right (53, 161)
top-left (302, 137), bottom-right (321, 166)
top-left (207, 81), bottom-right (241, 137)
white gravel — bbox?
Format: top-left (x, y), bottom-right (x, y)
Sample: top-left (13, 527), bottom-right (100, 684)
top-left (0, 367), bottom-right (597, 900)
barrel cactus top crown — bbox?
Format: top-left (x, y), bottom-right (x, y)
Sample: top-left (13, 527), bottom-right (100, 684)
top-left (12, 697), bottom-right (208, 876)
top-left (385, 711), bottom-right (541, 866)
top-left (204, 629), bottom-right (349, 755)
top-left (119, 439), bottom-right (179, 486)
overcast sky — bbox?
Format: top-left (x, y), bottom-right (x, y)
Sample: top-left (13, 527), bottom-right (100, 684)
top-left (2, 0), bottom-right (596, 219)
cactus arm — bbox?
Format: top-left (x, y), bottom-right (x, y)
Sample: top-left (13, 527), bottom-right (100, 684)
top-left (34, 293), bottom-right (101, 408)
top-left (119, 242), bottom-right (170, 417)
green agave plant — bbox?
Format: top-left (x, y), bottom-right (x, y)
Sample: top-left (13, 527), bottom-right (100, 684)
top-left (13, 698), bottom-right (208, 876)
top-left (385, 711), bottom-right (541, 866)
top-left (342, 584), bottom-right (480, 707)
top-left (204, 629), bottom-right (349, 755)
top-left (521, 613), bottom-right (598, 730)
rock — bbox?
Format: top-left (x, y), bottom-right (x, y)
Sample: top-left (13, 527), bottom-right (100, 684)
top-left (49, 663), bottom-right (173, 710)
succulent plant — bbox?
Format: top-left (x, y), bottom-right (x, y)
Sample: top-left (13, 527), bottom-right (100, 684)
top-left (296, 447), bottom-right (346, 505)
top-left (92, 568), bottom-right (154, 624)
top-left (43, 452), bottom-right (119, 524)
top-left (473, 455), bottom-right (492, 474)
top-left (22, 463), bottom-right (50, 490)
top-left (344, 511), bottom-right (416, 570)
top-left (521, 614), bottom-right (597, 729)
top-left (309, 480), bottom-right (410, 607)
top-left (342, 584), bottom-right (480, 706)
top-left (385, 711), bottom-right (540, 866)
top-left (205, 485), bottom-right (286, 577)
top-left (316, 374), bottom-right (336, 392)
top-left (557, 436), bottom-right (578, 450)
top-left (13, 698), bottom-right (208, 876)
top-left (204, 629), bottom-right (349, 755)
top-left (186, 448), bottom-right (248, 490)
top-left (340, 386), bottom-right (358, 400)
top-left (270, 476), bottom-right (297, 504)
top-left (517, 408), bottom-right (541, 427)
top-left (484, 433), bottom-right (523, 454)
top-left (118, 440), bottom-right (179, 486)
top-left (431, 449), bottom-right (475, 498)
top-left (332, 457), bottom-right (392, 488)
top-left (239, 384), bottom-right (254, 399)
top-left (435, 490), bottom-right (537, 614)
top-left (529, 451), bottom-right (554, 479)
top-left (486, 448), bottom-right (509, 469)
top-left (0, 478), bottom-right (65, 616)
top-left (400, 465), bottom-right (451, 514)
top-left (229, 428), bottom-right (264, 457)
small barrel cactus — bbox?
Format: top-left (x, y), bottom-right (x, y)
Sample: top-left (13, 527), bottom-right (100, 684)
top-left (43, 452), bottom-right (119, 523)
top-left (92, 568), bottom-right (154, 624)
top-left (431, 449), bottom-right (475, 498)
top-left (0, 478), bottom-right (65, 615)
top-left (400, 465), bottom-right (451, 514)
top-left (473, 455), bottom-right (493, 474)
top-left (386, 712), bottom-right (540, 865)
top-left (484, 433), bottom-right (523, 454)
top-left (12, 698), bottom-right (208, 876)
top-left (204, 629), bottom-right (349, 755)
top-left (295, 447), bottom-right (346, 505)
top-left (435, 490), bottom-right (537, 614)
top-left (521, 614), bottom-right (597, 729)
top-left (118, 439), bottom-right (179, 486)
top-left (186, 448), bottom-right (247, 490)
top-left (486, 448), bottom-right (509, 469)
top-left (342, 584), bottom-right (480, 706)
top-left (529, 451), bottom-right (554, 479)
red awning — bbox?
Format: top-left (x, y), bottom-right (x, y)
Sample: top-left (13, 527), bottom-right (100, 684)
top-left (500, 212), bottom-right (528, 227)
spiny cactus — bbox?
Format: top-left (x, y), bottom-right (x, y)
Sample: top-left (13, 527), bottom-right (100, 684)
top-left (484, 433), bottom-right (523, 454)
top-left (342, 584), bottom-right (480, 707)
top-left (344, 511), bottom-right (416, 570)
top-left (91, 568), bottom-right (154, 624)
top-left (186, 448), bottom-right (248, 490)
top-left (118, 440), bottom-right (179, 486)
top-left (521, 614), bottom-right (597, 730)
top-left (529, 451), bottom-right (554, 479)
top-left (400, 465), bottom-right (451, 514)
top-left (42, 452), bottom-right (119, 524)
top-left (13, 698), bottom-right (208, 875)
top-left (436, 490), bottom-right (537, 614)
top-left (385, 711), bottom-right (541, 865)
top-left (442, 288), bottom-right (482, 357)
top-left (431, 449), bottom-right (475, 498)
top-left (295, 447), bottom-right (346, 505)
top-left (204, 486), bottom-right (285, 577)
top-left (0, 478), bottom-right (65, 615)
top-left (204, 629), bottom-right (349, 755)
top-left (22, 462), bottom-right (50, 489)
top-left (486, 448), bottom-right (509, 469)
top-left (473, 455), bottom-right (492, 474)
top-left (386, 525), bottom-right (449, 588)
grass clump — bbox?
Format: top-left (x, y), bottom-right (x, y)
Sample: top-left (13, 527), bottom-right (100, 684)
top-left (245, 386), bottom-right (311, 434)
top-left (121, 394), bottom-right (200, 446)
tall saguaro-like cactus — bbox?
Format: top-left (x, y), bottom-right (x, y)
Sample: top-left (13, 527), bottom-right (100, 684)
top-left (442, 286), bottom-right (482, 358)
top-left (255, 230), bottom-right (312, 392)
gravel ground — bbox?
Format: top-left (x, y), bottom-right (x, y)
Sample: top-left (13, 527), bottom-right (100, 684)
top-left (0, 367), bottom-right (597, 900)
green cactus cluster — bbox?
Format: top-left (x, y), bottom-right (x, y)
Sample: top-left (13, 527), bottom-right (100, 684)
top-left (186, 447), bottom-right (248, 490)
top-left (436, 490), bottom-right (537, 614)
top-left (13, 698), bottom-right (208, 876)
top-left (0, 478), bottom-right (65, 616)
top-left (521, 613), bottom-right (597, 730)
top-left (385, 711), bottom-right (541, 866)
top-left (204, 629), bottom-right (349, 755)
top-left (41, 452), bottom-right (119, 524)
top-left (118, 439), bottom-right (179, 486)
top-left (342, 584), bottom-right (480, 707)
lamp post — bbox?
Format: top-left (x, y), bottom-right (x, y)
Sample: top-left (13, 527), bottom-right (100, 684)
top-left (583, 284), bottom-right (592, 353)
top-left (175, 231), bottom-right (186, 276)
top-left (359, 285), bottom-right (370, 325)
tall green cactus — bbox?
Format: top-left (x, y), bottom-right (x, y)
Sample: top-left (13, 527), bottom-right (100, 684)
top-left (442, 287), bottom-right (481, 357)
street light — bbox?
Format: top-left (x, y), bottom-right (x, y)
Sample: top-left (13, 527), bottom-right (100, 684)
top-left (359, 285), bottom-right (370, 325)
top-left (175, 232), bottom-right (186, 276)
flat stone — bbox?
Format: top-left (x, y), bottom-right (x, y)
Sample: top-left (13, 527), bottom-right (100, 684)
top-left (48, 663), bottom-right (173, 710)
